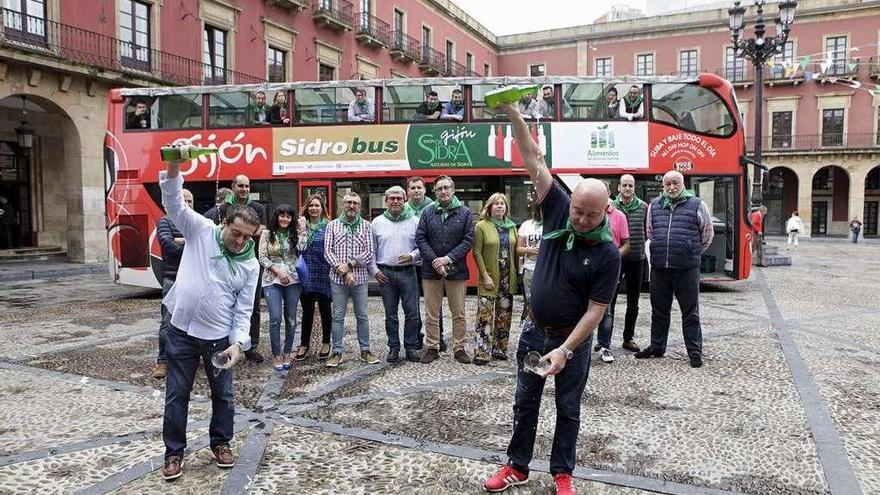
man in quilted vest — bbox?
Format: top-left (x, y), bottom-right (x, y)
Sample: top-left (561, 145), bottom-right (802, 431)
top-left (636, 170), bottom-right (714, 368)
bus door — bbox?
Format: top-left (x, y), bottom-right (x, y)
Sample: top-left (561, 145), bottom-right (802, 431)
top-left (299, 181), bottom-right (333, 217)
top-left (690, 176), bottom-right (737, 279)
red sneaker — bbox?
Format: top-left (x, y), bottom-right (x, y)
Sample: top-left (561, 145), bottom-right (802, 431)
top-left (553, 473), bottom-right (575, 495)
top-left (484, 465), bottom-right (528, 492)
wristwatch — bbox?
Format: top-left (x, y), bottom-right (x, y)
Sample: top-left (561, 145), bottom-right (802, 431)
top-left (557, 346), bottom-right (573, 360)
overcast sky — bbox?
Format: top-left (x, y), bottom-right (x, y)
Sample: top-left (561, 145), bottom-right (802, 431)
top-left (452, 0), bottom-right (722, 36)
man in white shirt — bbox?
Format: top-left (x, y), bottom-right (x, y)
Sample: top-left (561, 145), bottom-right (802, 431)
top-left (786, 211), bottom-right (805, 251)
top-left (159, 151), bottom-right (261, 482)
top-left (517, 93), bottom-right (541, 120)
top-left (347, 88), bottom-right (375, 122)
top-left (371, 186), bottom-right (422, 363)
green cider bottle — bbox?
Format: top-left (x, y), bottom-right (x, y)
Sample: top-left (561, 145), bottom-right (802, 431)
top-left (160, 144), bottom-right (218, 161)
top-left (484, 85), bottom-right (541, 109)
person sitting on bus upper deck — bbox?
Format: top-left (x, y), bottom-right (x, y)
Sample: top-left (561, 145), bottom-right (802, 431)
top-left (620, 85), bottom-right (644, 121)
top-left (606, 87), bottom-right (622, 120)
top-left (441, 89), bottom-right (465, 121)
top-left (205, 188), bottom-right (233, 225)
top-left (415, 91), bottom-right (442, 121)
top-left (270, 91), bottom-right (290, 125)
top-left (126, 98), bottom-right (151, 130)
top-left (517, 92), bottom-right (541, 120)
top-left (537, 85), bottom-right (573, 119)
top-left (348, 88), bottom-right (375, 123)
top-left (251, 91), bottom-right (271, 125)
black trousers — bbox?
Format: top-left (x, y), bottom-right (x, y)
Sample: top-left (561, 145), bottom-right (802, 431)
top-left (649, 266), bottom-right (702, 357)
top-left (250, 265), bottom-right (264, 347)
top-left (300, 291), bottom-right (332, 346)
top-left (621, 258), bottom-right (645, 342)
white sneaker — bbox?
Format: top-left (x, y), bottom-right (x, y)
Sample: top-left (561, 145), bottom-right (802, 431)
top-left (598, 347), bottom-right (615, 363)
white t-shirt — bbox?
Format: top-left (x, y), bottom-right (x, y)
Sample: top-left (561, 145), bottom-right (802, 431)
top-left (518, 219), bottom-right (543, 272)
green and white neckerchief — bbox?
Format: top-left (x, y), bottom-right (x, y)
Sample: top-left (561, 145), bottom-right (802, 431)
top-left (211, 227), bottom-right (255, 275)
top-left (338, 212), bottom-right (363, 235)
top-left (306, 219), bottom-right (327, 247)
top-left (613, 195), bottom-right (645, 214)
top-left (543, 216), bottom-right (613, 251)
top-left (660, 189), bottom-right (695, 209)
top-left (435, 196), bottom-right (462, 223)
top-left (383, 207), bottom-right (414, 222)
top-left (406, 197), bottom-right (434, 217)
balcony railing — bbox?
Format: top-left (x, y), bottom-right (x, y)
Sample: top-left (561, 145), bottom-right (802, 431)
top-left (821, 58), bottom-right (859, 78)
top-left (746, 133), bottom-right (880, 152)
top-left (311, 0), bottom-right (354, 32)
top-left (447, 59), bottom-right (468, 78)
top-left (355, 13), bottom-right (389, 48)
top-left (389, 30), bottom-right (420, 63)
top-left (715, 65), bottom-right (753, 85)
top-left (419, 46), bottom-right (446, 75)
top-left (0, 8), bottom-right (263, 86)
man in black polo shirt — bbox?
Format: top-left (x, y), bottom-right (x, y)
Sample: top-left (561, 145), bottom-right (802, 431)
top-left (484, 104), bottom-right (620, 495)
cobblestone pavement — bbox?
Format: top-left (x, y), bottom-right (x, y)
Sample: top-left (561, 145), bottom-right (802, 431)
top-left (0, 241), bottom-right (877, 494)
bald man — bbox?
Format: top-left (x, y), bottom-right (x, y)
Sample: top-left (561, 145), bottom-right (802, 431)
top-left (636, 170), bottom-right (713, 368)
top-left (484, 103), bottom-right (620, 495)
top-left (153, 188), bottom-right (194, 379)
top-left (229, 174), bottom-right (268, 363)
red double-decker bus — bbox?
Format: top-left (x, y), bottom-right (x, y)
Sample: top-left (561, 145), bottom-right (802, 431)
top-left (105, 74), bottom-right (751, 288)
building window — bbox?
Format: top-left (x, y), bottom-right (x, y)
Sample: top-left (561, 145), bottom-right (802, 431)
top-left (421, 25), bottom-right (430, 57)
top-left (119, 0), bottom-right (150, 70)
top-left (825, 36), bottom-right (847, 75)
top-left (771, 111), bottom-right (792, 148)
top-left (771, 41), bottom-right (794, 79)
top-left (812, 167), bottom-right (831, 190)
top-left (319, 63), bottom-right (335, 81)
top-left (320, 0), bottom-right (332, 10)
top-left (595, 57), bottom-right (612, 77)
top-left (821, 108), bottom-right (844, 146)
top-left (679, 49), bottom-right (698, 77)
top-left (484, 62), bottom-right (491, 77)
top-left (635, 53), bottom-right (653, 76)
top-left (267, 46), bottom-right (286, 82)
top-left (203, 25), bottom-right (227, 84)
top-left (466, 52), bottom-right (473, 74)
top-left (446, 40), bottom-right (453, 74)
top-left (3, 0), bottom-right (46, 43)
top-left (529, 63), bottom-right (546, 77)
top-left (392, 9), bottom-right (404, 48)
top-left (876, 107), bottom-right (880, 145)
top-left (725, 47), bottom-right (745, 82)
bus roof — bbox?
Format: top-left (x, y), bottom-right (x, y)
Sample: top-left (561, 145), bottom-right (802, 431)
top-left (119, 75), bottom-right (700, 97)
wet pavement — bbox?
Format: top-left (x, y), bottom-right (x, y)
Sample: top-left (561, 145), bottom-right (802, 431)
top-left (0, 241), bottom-right (877, 494)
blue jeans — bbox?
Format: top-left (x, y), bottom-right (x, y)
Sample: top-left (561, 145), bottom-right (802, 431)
top-left (330, 281), bottom-right (370, 354)
top-left (157, 276), bottom-right (175, 363)
top-left (264, 283), bottom-right (302, 357)
top-left (378, 266), bottom-right (422, 351)
top-left (163, 325), bottom-right (234, 458)
top-left (506, 318), bottom-right (592, 475)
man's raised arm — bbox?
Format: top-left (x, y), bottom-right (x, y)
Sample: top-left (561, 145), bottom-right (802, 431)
top-left (498, 103), bottom-right (553, 199)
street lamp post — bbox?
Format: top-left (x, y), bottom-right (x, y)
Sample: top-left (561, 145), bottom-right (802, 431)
top-left (728, 0), bottom-right (797, 208)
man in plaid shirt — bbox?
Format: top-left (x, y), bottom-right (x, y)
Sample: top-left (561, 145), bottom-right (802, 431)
top-left (323, 191), bottom-right (380, 367)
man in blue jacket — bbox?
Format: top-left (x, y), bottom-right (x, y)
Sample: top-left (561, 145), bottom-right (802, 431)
top-left (152, 188), bottom-right (193, 379)
top-left (416, 175), bottom-right (474, 364)
top-left (636, 170), bottom-right (714, 368)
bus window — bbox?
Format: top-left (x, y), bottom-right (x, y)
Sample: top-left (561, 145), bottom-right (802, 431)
top-left (153, 94), bottom-right (202, 130)
top-left (294, 87), bottom-right (375, 124)
top-left (651, 84), bottom-right (736, 137)
top-left (209, 92), bottom-right (253, 128)
top-left (471, 84), bottom-right (508, 121)
top-left (382, 85), bottom-right (459, 122)
top-left (560, 83), bottom-right (608, 120)
top-left (125, 97), bottom-right (154, 130)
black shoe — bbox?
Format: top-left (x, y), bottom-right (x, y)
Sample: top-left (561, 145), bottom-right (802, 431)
top-left (420, 348), bottom-right (440, 364)
top-left (405, 349), bottom-right (421, 362)
top-left (245, 349), bottom-right (264, 363)
top-left (439, 340), bottom-right (448, 353)
top-left (593, 344), bottom-right (601, 352)
top-left (689, 355), bottom-right (703, 368)
top-left (634, 346), bottom-right (664, 359)
top-left (454, 350), bottom-right (472, 364)
top-left (491, 352), bottom-right (508, 361)
top-left (386, 349), bottom-right (400, 363)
